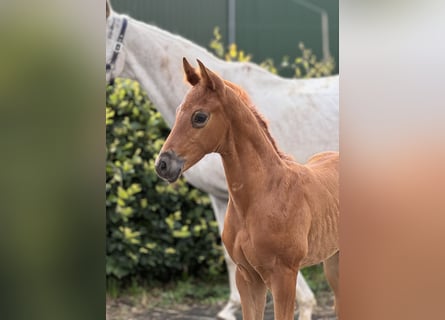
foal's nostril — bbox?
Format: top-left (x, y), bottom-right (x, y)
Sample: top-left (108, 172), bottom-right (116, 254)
top-left (155, 151), bottom-right (185, 182)
top-left (159, 160), bottom-right (167, 171)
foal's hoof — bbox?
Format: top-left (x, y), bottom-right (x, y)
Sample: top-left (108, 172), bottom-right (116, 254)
top-left (217, 299), bottom-right (240, 320)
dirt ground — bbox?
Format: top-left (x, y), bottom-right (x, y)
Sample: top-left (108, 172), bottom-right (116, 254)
top-left (106, 291), bottom-right (336, 320)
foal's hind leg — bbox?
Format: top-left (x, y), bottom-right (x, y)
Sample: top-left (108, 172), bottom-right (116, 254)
top-left (236, 266), bottom-right (267, 320)
top-left (324, 251), bottom-right (339, 316)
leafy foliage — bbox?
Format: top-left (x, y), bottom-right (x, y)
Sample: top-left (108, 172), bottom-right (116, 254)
top-left (106, 79), bottom-right (224, 286)
top-left (209, 27), bottom-right (335, 78)
top-left (209, 27), bottom-right (252, 62)
top-left (301, 263), bottom-right (330, 292)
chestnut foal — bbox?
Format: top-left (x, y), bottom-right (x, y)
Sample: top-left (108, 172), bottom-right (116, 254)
top-left (156, 58), bottom-right (339, 320)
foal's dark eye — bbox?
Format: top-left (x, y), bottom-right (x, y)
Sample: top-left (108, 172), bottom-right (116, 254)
top-left (191, 111), bottom-right (209, 128)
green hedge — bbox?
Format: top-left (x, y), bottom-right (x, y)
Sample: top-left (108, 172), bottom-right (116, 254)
top-left (106, 79), bottom-right (225, 285)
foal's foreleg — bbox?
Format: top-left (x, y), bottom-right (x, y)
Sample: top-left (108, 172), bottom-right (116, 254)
top-left (270, 267), bottom-right (298, 320)
top-left (236, 266), bottom-right (267, 320)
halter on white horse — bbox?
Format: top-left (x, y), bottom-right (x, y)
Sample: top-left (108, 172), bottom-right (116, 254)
top-left (106, 16), bottom-right (127, 84)
top-left (106, 3), bottom-right (338, 319)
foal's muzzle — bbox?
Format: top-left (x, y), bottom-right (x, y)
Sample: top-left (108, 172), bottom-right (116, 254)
top-left (155, 150), bottom-right (185, 183)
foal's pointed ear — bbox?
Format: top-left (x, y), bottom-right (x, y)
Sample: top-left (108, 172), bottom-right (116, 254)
top-left (197, 59), bottom-right (224, 92)
top-left (183, 57), bottom-right (200, 86)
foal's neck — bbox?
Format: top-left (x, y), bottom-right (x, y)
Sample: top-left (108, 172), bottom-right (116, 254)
top-left (219, 94), bottom-right (289, 209)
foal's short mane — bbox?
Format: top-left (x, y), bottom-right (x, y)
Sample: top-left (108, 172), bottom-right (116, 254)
top-left (223, 80), bottom-right (293, 161)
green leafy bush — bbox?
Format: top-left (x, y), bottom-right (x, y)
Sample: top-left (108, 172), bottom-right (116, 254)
top-left (106, 79), bottom-right (224, 286)
top-left (209, 27), bottom-right (335, 78)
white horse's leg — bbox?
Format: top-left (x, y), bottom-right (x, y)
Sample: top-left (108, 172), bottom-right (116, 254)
top-left (209, 196), bottom-right (316, 320)
top-left (209, 196), bottom-right (240, 320)
top-left (296, 271), bottom-right (316, 320)
top-left (218, 247), bottom-right (241, 320)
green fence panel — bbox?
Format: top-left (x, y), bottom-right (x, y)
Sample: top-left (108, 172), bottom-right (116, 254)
top-left (110, 0), bottom-right (338, 75)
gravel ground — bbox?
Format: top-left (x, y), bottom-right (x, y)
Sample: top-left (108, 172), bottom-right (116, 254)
top-left (106, 291), bottom-right (336, 320)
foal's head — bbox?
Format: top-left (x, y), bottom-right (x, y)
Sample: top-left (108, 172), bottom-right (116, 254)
top-left (155, 58), bottom-right (231, 182)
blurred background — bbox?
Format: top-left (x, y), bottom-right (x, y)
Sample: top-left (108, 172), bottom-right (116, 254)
top-left (111, 0), bottom-right (339, 76)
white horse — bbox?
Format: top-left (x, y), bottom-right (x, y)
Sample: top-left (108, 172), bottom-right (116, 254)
top-left (106, 2), bottom-right (338, 320)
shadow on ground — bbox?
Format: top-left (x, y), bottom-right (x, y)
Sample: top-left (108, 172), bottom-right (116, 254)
top-left (106, 291), bottom-right (336, 320)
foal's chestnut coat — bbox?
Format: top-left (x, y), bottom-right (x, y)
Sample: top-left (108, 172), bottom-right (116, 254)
top-left (156, 59), bottom-right (339, 320)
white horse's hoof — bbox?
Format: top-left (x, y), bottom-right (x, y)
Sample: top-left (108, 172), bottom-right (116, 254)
top-left (296, 299), bottom-right (316, 320)
top-left (297, 309), bottom-right (314, 320)
top-left (217, 299), bottom-right (240, 320)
